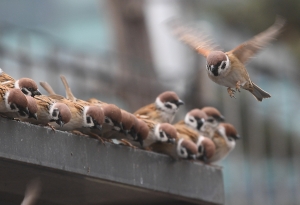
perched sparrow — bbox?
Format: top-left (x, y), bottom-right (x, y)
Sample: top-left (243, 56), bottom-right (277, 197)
top-left (201, 106), bottom-right (224, 122)
top-left (0, 86), bottom-right (29, 117)
top-left (3, 95), bottom-right (38, 120)
top-left (22, 95), bottom-right (71, 127)
top-left (176, 109), bottom-right (208, 131)
top-left (209, 123), bottom-right (240, 163)
top-left (59, 75), bottom-right (123, 133)
top-left (0, 69), bottom-right (41, 97)
top-left (148, 138), bottom-right (198, 160)
top-left (134, 91), bottom-right (184, 123)
top-left (169, 17), bottom-right (285, 101)
top-left (195, 135), bottom-right (216, 163)
top-left (139, 117), bottom-right (178, 147)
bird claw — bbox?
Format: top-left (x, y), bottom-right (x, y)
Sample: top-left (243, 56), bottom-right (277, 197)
top-left (235, 81), bottom-right (241, 92)
top-left (227, 88), bottom-right (236, 98)
top-left (88, 133), bottom-right (107, 145)
top-left (119, 139), bottom-right (138, 149)
top-left (47, 123), bottom-right (56, 132)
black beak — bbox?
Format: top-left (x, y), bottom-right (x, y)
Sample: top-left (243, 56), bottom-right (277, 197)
top-left (129, 128), bottom-right (137, 140)
top-left (29, 112), bottom-right (38, 120)
top-left (96, 124), bottom-right (102, 131)
top-left (113, 121), bottom-right (123, 131)
top-left (32, 89), bottom-right (42, 96)
top-left (196, 119), bottom-right (204, 130)
top-left (176, 100), bottom-right (184, 106)
top-left (211, 65), bottom-right (219, 76)
top-left (18, 107), bottom-right (29, 116)
top-left (217, 115), bottom-right (225, 122)
top-left (56, 119), bottom-right (64, 127)
top-left (189, 154), bottom-right (196, 160)
top-left (138, 137), bottom-right (144, 147)
top-left (234, 134), bottom-right (241, 140)
top-left (167, 138), bottom-right (176, 144)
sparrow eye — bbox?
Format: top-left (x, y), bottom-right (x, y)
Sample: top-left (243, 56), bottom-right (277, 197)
top-left (228, 137), bottom-right (233, 141)
top-left (206, 118), bottom-right (215, 123)
top-left (165, 103), bottom-right (172, 109)
top-left (189, 118), bottom-right (194, 123)
top-left (159, 131), bottom-right (165, 138)
top-left (180, 148), bottom-right (185, 155)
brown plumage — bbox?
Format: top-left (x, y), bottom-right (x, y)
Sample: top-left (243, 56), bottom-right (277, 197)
top-left (201, 106), bottom-right (224, 122)
top-left (169, 17), bottom-right (285, 101)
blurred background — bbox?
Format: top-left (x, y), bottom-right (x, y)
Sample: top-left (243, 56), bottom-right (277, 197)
top-left (0, 0), bottom-right (299, 204)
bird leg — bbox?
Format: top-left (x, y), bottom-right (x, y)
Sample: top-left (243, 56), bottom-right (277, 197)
top-left (227, 88), bottom-right (236, 98)
top-left (119, 139), bottom-right (138, 149)
top-left (235, 81), bottom-right (241, 92)
top-left (46, 123), bottom-right (57, 132)
top-left (88, 133), bottom-right (108, 144)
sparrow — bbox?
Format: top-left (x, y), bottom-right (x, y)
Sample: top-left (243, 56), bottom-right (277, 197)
top-left (0, 69), bottom-right (41, 97)
top-left (21, 95), bottom-right (72, 127)
top-left (138, 117), bottom-right (178, 147)
top-left (39, 82), bottom-right (105, 133)
top-left (169, 17), bottom-right (285, 101)
top-left (59, 75), bottom-right (123, 133)
top-left (201, 106), bottom-right (225, 122)
top-left (4, 95), bottom-right (38, 120)
top-left (148, 138), bottom-right (198, 160)
top-left (0, 85), bottom-right (29, 117)
top-left (134, 91), bottom-right (184, 123)
top-left (208, 122), bottom-right (240, 163)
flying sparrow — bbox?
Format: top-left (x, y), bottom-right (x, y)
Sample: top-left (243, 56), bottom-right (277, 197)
top-left (0, 69), bottom-right (41, 97)
top-left (134, 91), bottom-right (184, 123)
top-left (208, 123), bottom-right (240, 163)
top-left (0, 85), bottom-right (29, 117)
top-left (148, 138), bottom-right (198, 160)
top-left (169, 17), bottom-right (285, 101)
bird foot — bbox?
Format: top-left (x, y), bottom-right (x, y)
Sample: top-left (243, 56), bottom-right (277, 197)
top-left (235, 81), bottom-right (241, 92)
top-left (227, 88), bottom-right (236, 98)
top-left (47, 123), bottom-right (57, 132)
top-left (88, 133), bottom-right (107, 144)
top-left (113, 139), bottom-right (138, 149)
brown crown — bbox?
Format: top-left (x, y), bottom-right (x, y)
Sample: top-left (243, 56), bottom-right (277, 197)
top-left (181, 139), bottom-right (198, 155)
top-left (159, 123), bottom-right (178, 139)
top-left (25, 96), bottom-right (38, 114)
top-left (54, 103), bottom-right (72, 124)
top-left (206, 51), bottom-right (227, 66)
top-left (86, 106), bottom-right (105, 125)
top-left (202, 138), bottom-right (216, 159)
top-left (101, 104), bottom-right (122, 122)
top-left (120, 110), bottom-right (135, 130)
top-left (188, 109), bottom-right (208, 120)
top-left (18, 78), bottom-right (38, 90)
top-left (158, 91), bottom-right (180, 103)
top-left (202, 106), bottom-right (223, 119)
top-left (8, 88), bottom-right (28, 109)
top-left (220, 123), bottom-right (239, 139)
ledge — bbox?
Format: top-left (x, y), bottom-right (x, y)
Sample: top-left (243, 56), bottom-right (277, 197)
top-left (0, 117), bottom-right (224, 205)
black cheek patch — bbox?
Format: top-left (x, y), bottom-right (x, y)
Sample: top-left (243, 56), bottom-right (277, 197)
top-left (221, 63), bottom-right (226, 69)
top-left (86, 117), bottom-right (91, 124)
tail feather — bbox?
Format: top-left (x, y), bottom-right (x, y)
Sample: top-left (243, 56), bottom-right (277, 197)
top-left (39, 81), bottom-right (56, 95)
top-left (249, 83), bottom-right (271, 101)
top-left (60, 75), bottom-right (76, 102)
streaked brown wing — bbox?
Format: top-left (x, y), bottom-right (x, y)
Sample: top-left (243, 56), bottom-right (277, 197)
top-left (133, 103), bottom-right (156, 116)
top-left (228, 16), bottom-right (285, 64)
top-left (167, 19), bottom-right (218, 57)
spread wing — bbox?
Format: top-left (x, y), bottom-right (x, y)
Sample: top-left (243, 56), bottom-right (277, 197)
top-left (228, 16), bottom-right (285, 64)
top-left (167, 19), bottom-right (219, 57)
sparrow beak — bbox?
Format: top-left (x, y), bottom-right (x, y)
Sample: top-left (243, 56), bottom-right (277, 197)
top-left (211, 65), bottom-right (219, 76)
top-left (167, 138), bottom-right (176, 144)
top-left (96, 124), bottom-right (102, 131)
top-left (234, 134), bottom-right (241, 140)
top-left (217, 115), bottom-right (225, 122)
top-left (56, 119), bottom-right (64, 127)
top-left (189, 154), bottom-right (196, 160)
top-left (196, 118), bottom-right (204, 130)
top-left (113, 121), bottom-right (123, 132)
top-left (18, 107), bottom-right (30, 116)
top-left (138, 137), bottom-right (144, 147)
top-left (129, 128), bottom-right (137, 140)
top-left (29, 112), bottom-right (38, 120)
top-left (176, 100), bottom-right (184, 106)
top-left (32, 89), bottom-right (42, 96)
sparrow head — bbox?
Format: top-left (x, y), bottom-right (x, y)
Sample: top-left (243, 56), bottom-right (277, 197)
top-left (101, 104), bottom-right (123, 132)
top-left (83, 105), bottom-right (105, 130)
top-left (184, 109), bottom-right (208, 131)
top-left (196, 136), bottom-right (216, 162)
top-left (202, 106), bottom-right (225, 122)
top-left (154, 123), bottom-right (178, 143)
top-left (24, 96), bottom-right (38, 120)
top-left (120, 110), bottom-right (135, 134)
top-left (5, 88), bottom-right (29, 116)
top-left (206, 51), bottom-right (230, 77)
top-left (136, 119), bottom-right (149, 147)
top-left (15, 78), bottom-right (41, 97)
top-left (177, 138), bottom-right (198, 159)
top-left (218, 123), bottom-right (240, 151)
top-left (50, 103), bottom-right (72, 127)
top-left (155, 91), bottom-right (184, 114)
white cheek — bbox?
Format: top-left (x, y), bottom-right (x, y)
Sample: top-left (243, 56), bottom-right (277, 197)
top-left (49, 103), bottom-right (58, 120)
top-left (176, 138), bottom-right (187, 158)
top-left (14, 80), bottom-right (20, 89)
top-left (4, 91), bottom-right (11, 110)
top-left (184, 114), bottom-right (197, 129)
top-left (155, 98), bottom-right (177, 113)
top-left (83, 106), bottom-right (94, 127)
